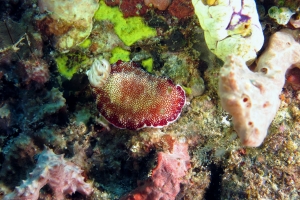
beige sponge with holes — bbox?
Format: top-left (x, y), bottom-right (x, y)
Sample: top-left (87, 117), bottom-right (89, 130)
top-left (219, 30), bottom-right (300, 147)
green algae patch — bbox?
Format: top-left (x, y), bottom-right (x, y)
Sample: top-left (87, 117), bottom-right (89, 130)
top-left (109, 47), bottom-right (131, 63)
top-left (181, 86), bottom-right (192, 96)
top-left (79, 38), bottom-right (92, 49)
top-left (55, 53), bottom-right (89, 80)
top-left (94, 1), bottom-right (156, 46)
top-left (142, 57), bottom-right (154, 73)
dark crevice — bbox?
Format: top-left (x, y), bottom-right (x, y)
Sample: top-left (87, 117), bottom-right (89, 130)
top-left (204, 163), bottom-right (224, 200)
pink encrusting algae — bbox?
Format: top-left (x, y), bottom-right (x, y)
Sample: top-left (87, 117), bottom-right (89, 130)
top-left (91, 60), bottom-right (186, 130)
top-left (120, 141), bottom-right (191, 200)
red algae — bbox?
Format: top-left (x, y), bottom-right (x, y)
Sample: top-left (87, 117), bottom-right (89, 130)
top-left (120, 0), bottom-right (148, 18)
top-left (21, 57), bottom-right (50, 84)
top-left (168, 0), bottom-right (194, 19)
top-left (104, 0), bottom-right (148, 17)
top-left (104, 0), bottom-right (120, 6)
top-left (144, 0), bottom-right (172, 11)
top-left (286, 67), bottom-right (300, 90)
top-left (92, 61), bottom-right (185, 130)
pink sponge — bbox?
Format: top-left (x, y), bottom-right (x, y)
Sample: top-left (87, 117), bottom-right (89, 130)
top-left (121, 141), bottom-right (190, 200)
top-left (219, 30), bottom-right (300, 147)
top-left (4, 148), bottom-right (93, 200)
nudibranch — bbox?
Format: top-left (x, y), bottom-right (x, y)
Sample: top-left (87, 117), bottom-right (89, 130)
top-left (87, 59), bottom-right (186, 130)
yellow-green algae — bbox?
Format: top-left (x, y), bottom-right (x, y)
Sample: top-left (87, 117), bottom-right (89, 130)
top-left (109, 47), bottom-right (131, 63)
top-left (181, 86), bottom-right (192, 96)
top-left (94, 0), bottom-right (156, 46)
top-left (79, 38), bottom-right (92, 49)
top-left (141, 57), bottom-right (154, 73)
top-left (55, 53), bottom-right (90, 80)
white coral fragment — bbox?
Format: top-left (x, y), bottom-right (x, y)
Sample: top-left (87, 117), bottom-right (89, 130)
top-left (192, 0), bottom-right (264, 62)
top-left (37, 0), bottom-right (99, 52)
top-left (86, 58), bottom-right (111, 88)
top-left (219, 30), bottom-right (300, 147)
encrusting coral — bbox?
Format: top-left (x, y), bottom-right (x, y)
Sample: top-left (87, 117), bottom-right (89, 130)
top-left (219, 30), bottom-right (300, 147)
top-left (3, 147), bottom-right (93, 200)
